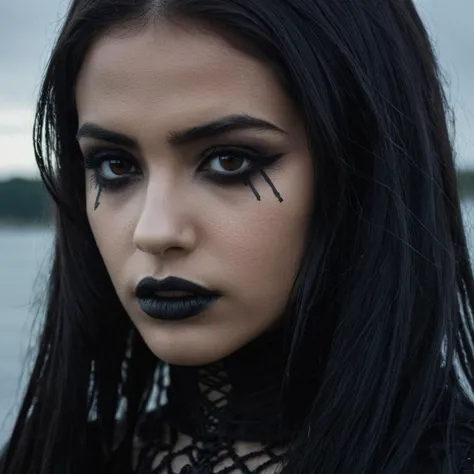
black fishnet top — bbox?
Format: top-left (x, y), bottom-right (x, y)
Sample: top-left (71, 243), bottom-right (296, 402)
top-left (130, 330), bottom-right (301, 474)
top-left (133, 364), bottom-right (286, 473)
top-left (84, 329), bottom-right (473, 474)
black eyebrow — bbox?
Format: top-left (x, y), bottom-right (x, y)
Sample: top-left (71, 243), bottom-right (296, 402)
top-left (76, 123), bottom-right (138, 149)
top-left (76, 114), bottom-right (287, 149)
top-left (166, 114), bottom-right (287, 145)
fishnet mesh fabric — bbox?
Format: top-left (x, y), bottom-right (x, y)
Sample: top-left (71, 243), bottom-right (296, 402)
top-left (133, 363), bottom-right (284, 473)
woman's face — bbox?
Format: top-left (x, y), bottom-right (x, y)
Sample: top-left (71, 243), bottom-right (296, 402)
top-left (75, 21), bottom-right (314, 366)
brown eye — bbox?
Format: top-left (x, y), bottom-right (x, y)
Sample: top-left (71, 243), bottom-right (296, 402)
top-left (198, 146), bottom-right (285, 186)
top-left (99, 158), bottom-right (138, 179)
top-left (107, 159), bottom-right (133, 176)
top-left (205, 152), bottom-right (251, 175)
top-left (83, 150), bottom-right (142, 192)
top-left (218, 155), bottom-right (245, 171)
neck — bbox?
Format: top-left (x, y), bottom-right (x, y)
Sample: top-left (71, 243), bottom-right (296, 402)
top-left (163, 328), bottom-right (305, 446)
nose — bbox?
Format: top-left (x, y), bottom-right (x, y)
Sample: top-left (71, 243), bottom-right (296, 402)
top-left (132, 179), bottom-right (197, 257)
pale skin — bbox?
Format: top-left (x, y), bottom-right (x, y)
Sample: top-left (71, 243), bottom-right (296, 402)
top-left (75, 20), bottom-right (314, 471)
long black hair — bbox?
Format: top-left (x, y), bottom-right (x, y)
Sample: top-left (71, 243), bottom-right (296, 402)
top-left (2, 0), bottom-right (474, 472)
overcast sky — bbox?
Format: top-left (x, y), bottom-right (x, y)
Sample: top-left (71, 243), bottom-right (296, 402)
top-left (1, 0), bottom-right (473, 178)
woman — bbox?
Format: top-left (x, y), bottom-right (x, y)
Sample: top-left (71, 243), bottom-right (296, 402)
top-left (2, 0), bottom-right (474, 472)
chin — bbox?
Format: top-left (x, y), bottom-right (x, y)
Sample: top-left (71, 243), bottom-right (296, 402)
top-left (139, 327), bottom-right (248, 367)
top-left (131, 307), bottom-right (267, 367)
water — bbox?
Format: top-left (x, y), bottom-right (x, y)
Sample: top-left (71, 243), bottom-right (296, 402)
top-left (1, 201), bottom-right (474, 447)
top-left (0, 227), bottom-right (54, 446)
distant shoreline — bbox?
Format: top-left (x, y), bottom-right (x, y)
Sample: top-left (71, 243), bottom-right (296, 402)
top-left (1, 172), bottom-right (474, 225)
top-left (0, 222), bottom-right (52, 229)
top-left (0, 224), bottom-right (53, 236)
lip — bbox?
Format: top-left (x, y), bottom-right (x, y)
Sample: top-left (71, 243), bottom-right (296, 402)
top-left (135, 276), bottom-right (221, 321)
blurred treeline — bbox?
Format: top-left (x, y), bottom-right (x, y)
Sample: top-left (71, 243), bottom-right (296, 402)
top-left (457, 172), bottom-right (474, 199)
top-left (0, 178), bottom-right (53, 225)
top-left (2, 172), bottom-right (474, 225)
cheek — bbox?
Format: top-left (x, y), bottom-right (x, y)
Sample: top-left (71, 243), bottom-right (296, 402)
top-left (216, 179), bottom-right (312, 309)
top-left (228, 212), bottom-right (307, 282)
top-left (86, 202), bottom-right (134, 283)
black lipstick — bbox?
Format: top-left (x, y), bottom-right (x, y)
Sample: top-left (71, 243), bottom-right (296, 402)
top-left (135, 276), bottom-right (221, 321)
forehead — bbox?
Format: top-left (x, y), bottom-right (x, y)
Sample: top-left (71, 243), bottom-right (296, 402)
top-left (75, 22), bottom-right (296, 133)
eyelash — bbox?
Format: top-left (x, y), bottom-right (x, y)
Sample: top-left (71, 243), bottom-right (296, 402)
top-left (83, 145), bottom-right (284, 192)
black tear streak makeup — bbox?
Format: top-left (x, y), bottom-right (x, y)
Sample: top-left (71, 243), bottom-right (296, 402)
top-left (94, 184), bottom-right (103, 210)
top-left (244, 179), bottom-right (261, 201)
top-left (260, 169), bottom-right (283, 203)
